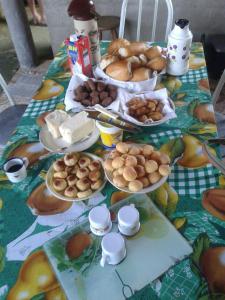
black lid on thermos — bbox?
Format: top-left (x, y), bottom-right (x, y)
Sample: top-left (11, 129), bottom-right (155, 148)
top-left (68, 0), bottom-right (95, 21)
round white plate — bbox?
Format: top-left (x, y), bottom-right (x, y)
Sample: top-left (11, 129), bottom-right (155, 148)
top-left (105, 169), bottom-right (168, 194)
top-left (103, 144), bottom-right (169, 194)
top-left (39, 123), bottom-right (100, 153)
top-left (46, 153), bottom-right (107, 202)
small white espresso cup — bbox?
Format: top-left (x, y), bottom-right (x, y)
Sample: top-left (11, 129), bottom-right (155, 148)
top-left (100, 232), bottom-right (126, 267)
top-left (118, 204), bottom-right (140, 236)
top-left (89, 204), bottom-right (112, 236)
top-left (3, 157), bottom-right (29, 183)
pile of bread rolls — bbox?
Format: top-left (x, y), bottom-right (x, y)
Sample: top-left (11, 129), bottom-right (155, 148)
top-left (51, 153), bottom-right (104, 199)
top-left (104, 142), bottom-right (171, 192)
top-left (99, 39), bottom-right (166, 82)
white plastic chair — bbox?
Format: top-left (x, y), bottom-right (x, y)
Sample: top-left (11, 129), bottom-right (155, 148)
top-left (119, 0), bottom-right (173, 42)
top-left (0, 74), bottom-right (15, 106)
top-left (212, 69), bottom-right (225, 106)
top-left (0, 74), bottom-right (27, 146)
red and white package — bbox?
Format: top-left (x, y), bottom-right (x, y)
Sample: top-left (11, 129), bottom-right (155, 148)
top-left (66, 34), bottom-right (93, 77)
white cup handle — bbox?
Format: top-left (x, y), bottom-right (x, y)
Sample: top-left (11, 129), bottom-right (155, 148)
top-left (100, 252), bottom-right (109, 267)
top-left (22, 157), bottom-right (29, 168)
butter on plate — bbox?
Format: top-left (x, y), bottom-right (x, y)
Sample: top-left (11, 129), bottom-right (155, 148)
top-left (59, 111), bottom-right (94, 144)
top-left (45, 110), bottom-right (69, 139)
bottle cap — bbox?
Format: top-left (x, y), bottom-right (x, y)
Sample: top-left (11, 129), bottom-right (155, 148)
top-left (118, 204), bottom-right (139, 228)
top-left (101, 232), bottom-right (125, 255)
top-left (89, 205), bottom-right (110, 230)
top-left (175, 19), bottom-right (189, 29)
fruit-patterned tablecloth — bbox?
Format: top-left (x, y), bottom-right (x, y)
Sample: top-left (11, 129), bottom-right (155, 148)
top-left (0, 42), bottom-right (225, 300)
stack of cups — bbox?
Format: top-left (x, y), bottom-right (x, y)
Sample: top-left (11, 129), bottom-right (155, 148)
top-left (88, 203), bottom-right (140, 267)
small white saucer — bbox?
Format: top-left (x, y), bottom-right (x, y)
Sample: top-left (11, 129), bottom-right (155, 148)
top-left (39, 123), bottom-right (100, 153)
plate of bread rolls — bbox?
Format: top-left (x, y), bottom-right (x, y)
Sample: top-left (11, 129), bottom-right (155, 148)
top-left (95, 39), bottom-right (167, 93)
top-left (103, 142), bottom-right (171, 193)
top-left (46, 152), bottom-right (106, 202)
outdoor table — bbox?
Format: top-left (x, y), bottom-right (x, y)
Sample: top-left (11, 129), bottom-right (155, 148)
top-left (0, 41), bottom-right (225, 300)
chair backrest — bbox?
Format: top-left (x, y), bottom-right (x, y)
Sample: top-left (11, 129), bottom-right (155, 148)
top-left (212, 69), bottom-right (225, 107)
top-left (119, 0), bottom-right (173, 42)
top-left (0, 73), bottom-right (15, 106)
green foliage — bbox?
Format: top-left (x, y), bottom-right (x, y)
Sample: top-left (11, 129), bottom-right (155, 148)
top-left (190, 233), bottom-right (210, 278)
top-left (163, 137), bottom-right (185, 164)
top-left (136, 207), bottom-right (150, 223)
top-left (31, 293), bottom-right (45, 300)
top-left (2, 137), bottom-right (28, 161)
top-left (187, 99), bottom-right (199, 116)
top-left (0, 246), bottom-right (5, 272)
top-left (172, 217), bottom-right (187, 231)
top-left (50, 235), bottom-right (101, 275)
top-left (209, 221), bottom-right (225, 242)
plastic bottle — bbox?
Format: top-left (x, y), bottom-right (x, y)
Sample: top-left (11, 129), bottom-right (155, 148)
top-left (68, 0), bottom-right (101, 66)
top-left (167, 19), bottom-right (193, 76)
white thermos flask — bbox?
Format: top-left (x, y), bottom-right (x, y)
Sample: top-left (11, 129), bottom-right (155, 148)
top-left (167, 19), bottom-right (193, 76)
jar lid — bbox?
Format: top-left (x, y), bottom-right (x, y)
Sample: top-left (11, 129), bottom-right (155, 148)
top-left (68, 0), bottom-right (95, 20)
top-left (101, 232), bottom-right (125, 254)
top-left (118, 205), bottom-right (139, 228)
top-left (175, 19), bottom-right (189, 29)
top-left (89, 205), bottom-right (110, 229)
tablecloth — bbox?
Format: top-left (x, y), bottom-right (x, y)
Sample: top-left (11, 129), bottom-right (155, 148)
top-left (0, 42), bottom-right (225, 300)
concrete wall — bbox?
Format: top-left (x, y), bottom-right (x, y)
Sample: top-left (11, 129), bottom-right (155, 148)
top-left (43, 0), bottom-right (225, 54)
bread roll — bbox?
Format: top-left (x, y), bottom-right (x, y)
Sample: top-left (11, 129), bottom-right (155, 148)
top-left (142, 145), bottom-right (154, 156)
top-left (145, 46), bottom-right (161, 60)
top-left (125, 155), bottom-right (137, 167)
top-left (158, 164), bottom-right (171, 176)
top-left (113, 175), bottom-right (128, 188)
top-left (112, 157), bottom-right (125, 169)
top-left (123, 166), bottom-right (137, 181)
top-left (147, 56), bottom-right (166, 72)
top-left (108, 38), bottom-right (130, 55)
top-left (139, 176), bottom-right (149, 188)
top-left (126, 56), bottom-right (142, 69)
top-left (148, 171), bottom-right (161, 184)
top-left (106, 60), bottom-right (132, 81)
top-left (159, 153), bottom-right (171, 165)
top-left (128, 180), bottom-right (143, 192)
top-left (139, 54), bottom-right (148, 65)
top-left (129, 146), bottom-right (140, 155)
top-left (100, 54), bottom-right (119, 70)
top-left (145, 160), bottom-right (158, 173)
top-left (116, 142), bottom-right (129, 154)
top-left (119, 42), bottom-right (148, 58)
top-left (104, 159), bottom-right (113, 172)
top-left (131, 67), bottom-right (151, 82)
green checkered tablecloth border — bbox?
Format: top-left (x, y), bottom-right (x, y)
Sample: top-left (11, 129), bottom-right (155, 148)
top-left (23, 98), bottom-right (62, 117)
top-left (169, 164), bottom-right (218, 196)
top-left (149, 129), bottom-right (182, 144)
top-left (179, 67), bottom-right (207, 83)
top-left (149, 129), bottom-right (219, 197)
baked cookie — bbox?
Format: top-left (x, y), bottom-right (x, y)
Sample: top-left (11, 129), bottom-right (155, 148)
top-left (53, 178), bottom-right (67, 192)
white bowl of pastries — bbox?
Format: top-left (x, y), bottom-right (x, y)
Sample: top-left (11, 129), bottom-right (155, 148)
top-left (46, 152), bottom-right (106, 201)
top-left (121, 96), bottom-right (176, 126)
top-left (103, 142), bottom-right (171, 193)
top-left (95, 39), bottom-right (166, 93)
